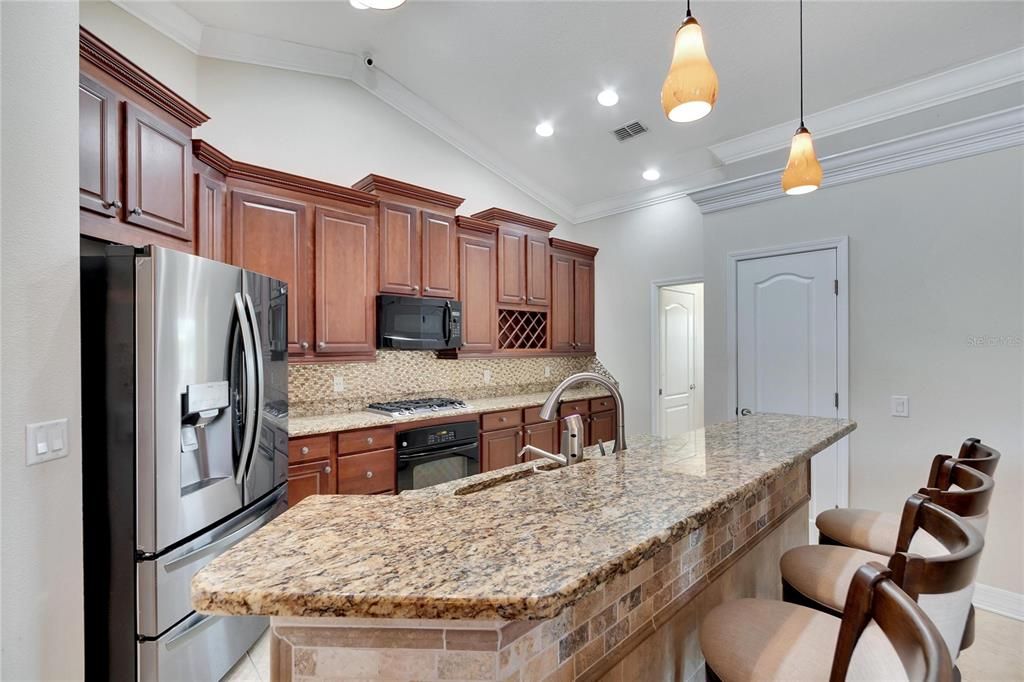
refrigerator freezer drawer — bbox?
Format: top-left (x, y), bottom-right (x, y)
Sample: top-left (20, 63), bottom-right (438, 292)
top-left (137, 486), bottom-right (286, 637)
top-left (138, 611), bottom-right (267, 682)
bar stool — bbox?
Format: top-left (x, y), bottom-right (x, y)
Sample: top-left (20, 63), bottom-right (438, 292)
top-left (816, 439), bottom-right (999, 554)
top-left (780, 481), bottom-right (987, 662)
top-left (700, 562), bottom-right (953, 681)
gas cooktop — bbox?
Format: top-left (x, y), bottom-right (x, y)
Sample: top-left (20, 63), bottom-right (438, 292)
top-left (366, 397), bottom-right (470, 417)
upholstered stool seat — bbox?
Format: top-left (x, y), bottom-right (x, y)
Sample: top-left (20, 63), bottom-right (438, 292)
top-left (781, 544), bottom-right (886, 611)
top-left (816, 508), bottom-right (986, 555)
top-left (700, 597), bottom-right (907, 681)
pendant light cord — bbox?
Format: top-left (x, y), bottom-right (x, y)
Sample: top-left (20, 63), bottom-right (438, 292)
top-left (686, 0), bottom-right (692, 19)
top-left (799, 0), bottom-right (805, 126)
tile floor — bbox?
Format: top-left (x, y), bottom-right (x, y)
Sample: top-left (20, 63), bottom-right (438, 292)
top-left (224, 610), bottom-right (1024, 681)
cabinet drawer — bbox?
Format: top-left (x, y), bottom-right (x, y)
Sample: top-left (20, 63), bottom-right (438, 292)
top-left (337, 449), bottom-right (396, 494)
top-left (338, 427), bottom-right (394, 455)
top-left (589, 396), bottom-right (615, 413)
top-left (482, 409), bottom-right (523, 431)
top-left (559, 400), bottom-right (590, 419)
top-left (523, 406), bottom-right (547, 425)
top-left (289, 435), bottom-right (333, 463)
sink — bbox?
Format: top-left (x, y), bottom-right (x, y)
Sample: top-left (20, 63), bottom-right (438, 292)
top-left (454, 463), bottom-right (560, 496)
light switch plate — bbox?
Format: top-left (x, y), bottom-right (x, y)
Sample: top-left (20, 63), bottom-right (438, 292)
top-left (544, 366), bottom-right (552, 378)
top-left (333, 375), bottom-right (345, 393)
top-left (891, 395), bottom-right (910, 418)
top-left (26, 418), bottom-right (70, 466)
top-left (483, 369), bottom-right (492, 385)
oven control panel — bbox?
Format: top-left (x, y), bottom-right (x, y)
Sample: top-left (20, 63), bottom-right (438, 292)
top-left (426, 430), bottom-right (457, 446)
top-left (396, 419), bottom-right (479, 454)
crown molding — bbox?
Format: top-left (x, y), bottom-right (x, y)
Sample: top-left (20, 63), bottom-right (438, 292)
top-left (455, 215), bottom-right (500, 236)
top-left (353, 174), bottom-right (465, 210)
top-left (549, 238), bottom-right (599, 258)
top-left (711, 47), bottom-right (1024, 165)
top-left (110, 0), bottom-right (203, 53)
top-left (691, 106), bottom-right (1024, 214)
top-left (471, 208), bottom-right (557, 232)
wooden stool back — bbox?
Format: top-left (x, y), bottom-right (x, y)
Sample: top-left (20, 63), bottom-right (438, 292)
top-left (927, 438), bottom-right (1001, 486)
top-left (919, 460), bottom-right (995, 519)
top-left (830, 562), bottom-right (953, 682)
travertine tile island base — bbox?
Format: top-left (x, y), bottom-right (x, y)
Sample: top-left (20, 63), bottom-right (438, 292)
top-left (193, 414), bottom-right (855, 681)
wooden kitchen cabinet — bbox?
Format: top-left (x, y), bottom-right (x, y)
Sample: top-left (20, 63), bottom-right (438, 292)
top-left (496, 228), bottom-right (527, 305)
top-left (523, 420), bottom-right (558, 461)
top-left (446, 216), bottom-right (498, 355)
top-left (589, 410), bottom-right (617, 448)
top-left (526, 233), bottom-right (550, 306)
top-left (315, 207), bottom-right (377, 356)
top-left (230, 190), bottom-right (313, 357)
top-left (194, 170), bottom-right (227, 262)
top-left (473, 209), bottom-right (556, 311)
top-left (354, 175), bottom-right (464, 300)
top-left (79, 74), bottom-right (119, 218)
top-left (287, 459), bottom-right (336, 506)
top-left (481, 426), bottom-right (522, 472)
top-left (337, 448), bottom-right (396, 494)
top-left (550, 239), bottom-right (598, 353)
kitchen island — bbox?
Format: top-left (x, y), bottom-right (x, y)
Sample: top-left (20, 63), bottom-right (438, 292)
top-left (193, 414), bottom-right (854, 681)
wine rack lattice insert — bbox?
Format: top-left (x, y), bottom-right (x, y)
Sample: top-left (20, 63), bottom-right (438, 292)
top-left (497, 309), bottom-right (548, 350)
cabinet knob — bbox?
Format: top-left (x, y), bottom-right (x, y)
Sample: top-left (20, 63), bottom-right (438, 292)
top-left (301, 446), bottom-right (309, 455)
top-left (300, 341), bottom-right (309, 350)
top-left (318, 341), bottom-right (326, 350)
top-left (526, 430), bottom-right (533, 435)
top-left (366, 437), bottom-right (374, 445)
top-left (499, 417), bottom-right (506, 422)
top-left (103, 199), bottom-right (123, 210)
top-left (324, 465), bottom-right (332, 474)
top-left (130, 207), bottom-right (143, 217)
top-left (413, 285), bottom-right (420, 292)
top-left (365, 471), bottom-right (374, 479)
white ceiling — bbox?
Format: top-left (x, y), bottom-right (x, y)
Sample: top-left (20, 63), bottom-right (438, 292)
top-left (144, 1), bottom-right (1024, 219)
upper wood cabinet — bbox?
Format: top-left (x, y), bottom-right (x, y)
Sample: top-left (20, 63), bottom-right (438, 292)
top-left (443, 216), bottom-right (499, 357)
top-left (315, 207), bottom-right (377, 356)
top-left (472, 208), bottom-right (556, 310)
top-left (550, 238), bottom-right (598, 354)
top-left (79, 74), bottom-right (119, 218)
top-left (353, 175), bottom-right (464, 300)
top-left (79, 28), bottom-right (209, 251)
top-left (231, 190), bottom-right (313, 357)
top-left (194, 167), bottom-right (227, 263)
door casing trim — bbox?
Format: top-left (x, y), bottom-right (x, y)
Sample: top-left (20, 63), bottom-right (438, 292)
top-left (726, 237), bottom-right (850, 508)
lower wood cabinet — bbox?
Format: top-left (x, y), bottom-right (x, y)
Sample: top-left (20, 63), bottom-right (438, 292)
top-left (287, 459), bottom-right (336, 506)
top-left (522, 420), bottom-right (558, 462)
top-left (337, 448), bottom-right (396, 495)
top-left (481, 426), bottom-right (522, 472)
top-left (589, 410), bottom-right (617, 448)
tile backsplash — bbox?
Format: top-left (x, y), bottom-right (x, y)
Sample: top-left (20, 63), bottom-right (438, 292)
top-left (289, 352), bottom-right (614, 417)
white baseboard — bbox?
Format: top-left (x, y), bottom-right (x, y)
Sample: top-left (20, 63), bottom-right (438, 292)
top-left (973, 583), bottom-right (1024, 621)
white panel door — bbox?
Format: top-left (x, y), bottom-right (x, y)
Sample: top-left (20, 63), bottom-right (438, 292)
top-left (736, 249), bottom-right (839, 519)
top-left (659, 287), bottom-right (698, 438)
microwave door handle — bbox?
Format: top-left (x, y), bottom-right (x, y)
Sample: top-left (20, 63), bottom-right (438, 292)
top-left (233, 293), bottom-right (257, 485)
top-left (243, 292), bottom-right (265, 481)
top-left (384, 335), bottom-right (429, 342)
top-left (443, 300), bottom-right (453, 345)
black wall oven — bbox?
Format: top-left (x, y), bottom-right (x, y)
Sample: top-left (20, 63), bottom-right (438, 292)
top-left (377, 295), bottom-right (462, 350)
top-left (396, 420), bottom-right (479, 492)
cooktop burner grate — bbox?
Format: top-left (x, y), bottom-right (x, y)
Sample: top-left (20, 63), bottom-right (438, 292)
top-left (366, 397), bottom-right (470, 417)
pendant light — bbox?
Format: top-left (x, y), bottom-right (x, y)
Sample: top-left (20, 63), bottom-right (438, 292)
top-left (351, 0), bottom-right (406, 9)
top-left (781, 0), bottom-right (823, 195)
top-left (660, 0), bottom-right (719, 123)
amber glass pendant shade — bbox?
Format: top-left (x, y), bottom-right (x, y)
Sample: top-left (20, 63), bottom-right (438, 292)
top-left (781, 126), bottom-right (823, 195)
top-left (661, 16), bottom-right (719, 123)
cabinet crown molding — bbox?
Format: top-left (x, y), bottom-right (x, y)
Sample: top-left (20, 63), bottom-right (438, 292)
top-left (455, 215), bottom-right (500, 235)
top-left (80, 26), bottom-right (209, 129)
top-left (471, 208), bottom-right (557, 233)
top-left (549, 238), bottom-right (599, 258)
top-left (192, 140), bottom-right (378, 207)
top-left (353, 174), bottom-right (465, 210)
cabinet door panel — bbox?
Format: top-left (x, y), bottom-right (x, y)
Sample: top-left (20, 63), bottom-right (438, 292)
top-left (337, 449), bottom-right (396, 495)
top-left (497, 229), bottom-right (527, 304)
top-left (230, 190), bottom-right (312, 356)
top-left (589, 411), bottom-right (617, 448)
top-left (287, 459), bottom-right (336, 506)
top-left (481, 427), bottom-right (522, 472)
top-left (573, 258), bottom-right (595, 352)
top-left (379, 202), bottom-right (420, 295)
top-left (458, 234), bottom-right (497, 353)
top-left (550, 252), bottom-right (574, 352)
top-left (79, 75), bottom-right (119, 218)
top-left (123, 102), bottom-right (192, 240)
top-left (526, 234), bottom-right (550, 306)
top-left (195, 173), bottom-right (227, 262)
top-left (523, 421), bottom-right (558, 461)
top-left (421, 212), bottom-right (457, 298)
top-left (315, 207), bottom-right (377, 355)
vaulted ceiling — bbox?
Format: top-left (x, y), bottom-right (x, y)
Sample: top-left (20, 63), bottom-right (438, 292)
top-left (120, 0), bottom-right (1024, 220)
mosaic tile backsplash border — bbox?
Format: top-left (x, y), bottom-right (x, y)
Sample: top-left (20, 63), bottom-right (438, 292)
top-left (289, 352), bottom-right (614, 417)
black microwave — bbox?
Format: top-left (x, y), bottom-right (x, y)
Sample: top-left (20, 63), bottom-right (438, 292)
top-left (377, 295), bottom-right (462, 350)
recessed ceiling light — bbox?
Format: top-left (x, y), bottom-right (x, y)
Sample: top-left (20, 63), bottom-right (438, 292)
top-left (597, 89), bottom-right (619, 107)
top-left (642, 168), bottom-right (661, 181)
top-left (535, 122), bottom-right (554, 137)
top-left (352, 0), bottom-right (406, 8)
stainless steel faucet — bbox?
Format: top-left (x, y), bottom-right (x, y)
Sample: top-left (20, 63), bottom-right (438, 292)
top-left (516, 372), bottom-right (627, 466)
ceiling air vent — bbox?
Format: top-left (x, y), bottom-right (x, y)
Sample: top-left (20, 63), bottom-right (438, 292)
top-left (612, 120), bottom-right (649, 142)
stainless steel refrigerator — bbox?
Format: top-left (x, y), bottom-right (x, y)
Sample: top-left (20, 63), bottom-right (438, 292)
top-left (81, 245), bottom-right (289, 681)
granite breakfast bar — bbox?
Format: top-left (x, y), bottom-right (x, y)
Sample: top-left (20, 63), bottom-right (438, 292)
top-left (193, 414), bottom-right (855, 682)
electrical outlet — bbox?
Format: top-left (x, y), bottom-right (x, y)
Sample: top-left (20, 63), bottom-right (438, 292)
top-left (483, 369), bottom-right (492, 385)
top-left (891, 395), bottom-right (910, 418)
top-left (26, 418), bottom-right (69, 466)
top-left (544, 365), bottom-right (552, 378)
top-left (333, 375), bottom-right (345, 393)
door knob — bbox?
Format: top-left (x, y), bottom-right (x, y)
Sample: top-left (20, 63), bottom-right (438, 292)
top-left (690, 384), bottom-right (696, 390)
top-left (740, 408), bottom-right (752, 416)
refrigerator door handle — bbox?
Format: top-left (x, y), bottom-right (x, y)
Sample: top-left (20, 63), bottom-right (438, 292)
top-left (164, 612), bottom-right (219, 651)
top-left (233, 293), bottom-right (257, 485)
top-left (243, 292), bottom-right (265, 482)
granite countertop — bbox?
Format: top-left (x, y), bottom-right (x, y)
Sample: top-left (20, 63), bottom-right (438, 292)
top-left (288, 387), bottom-right (612, 437)
top-left (193, 414), bottom-right (855, 621)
